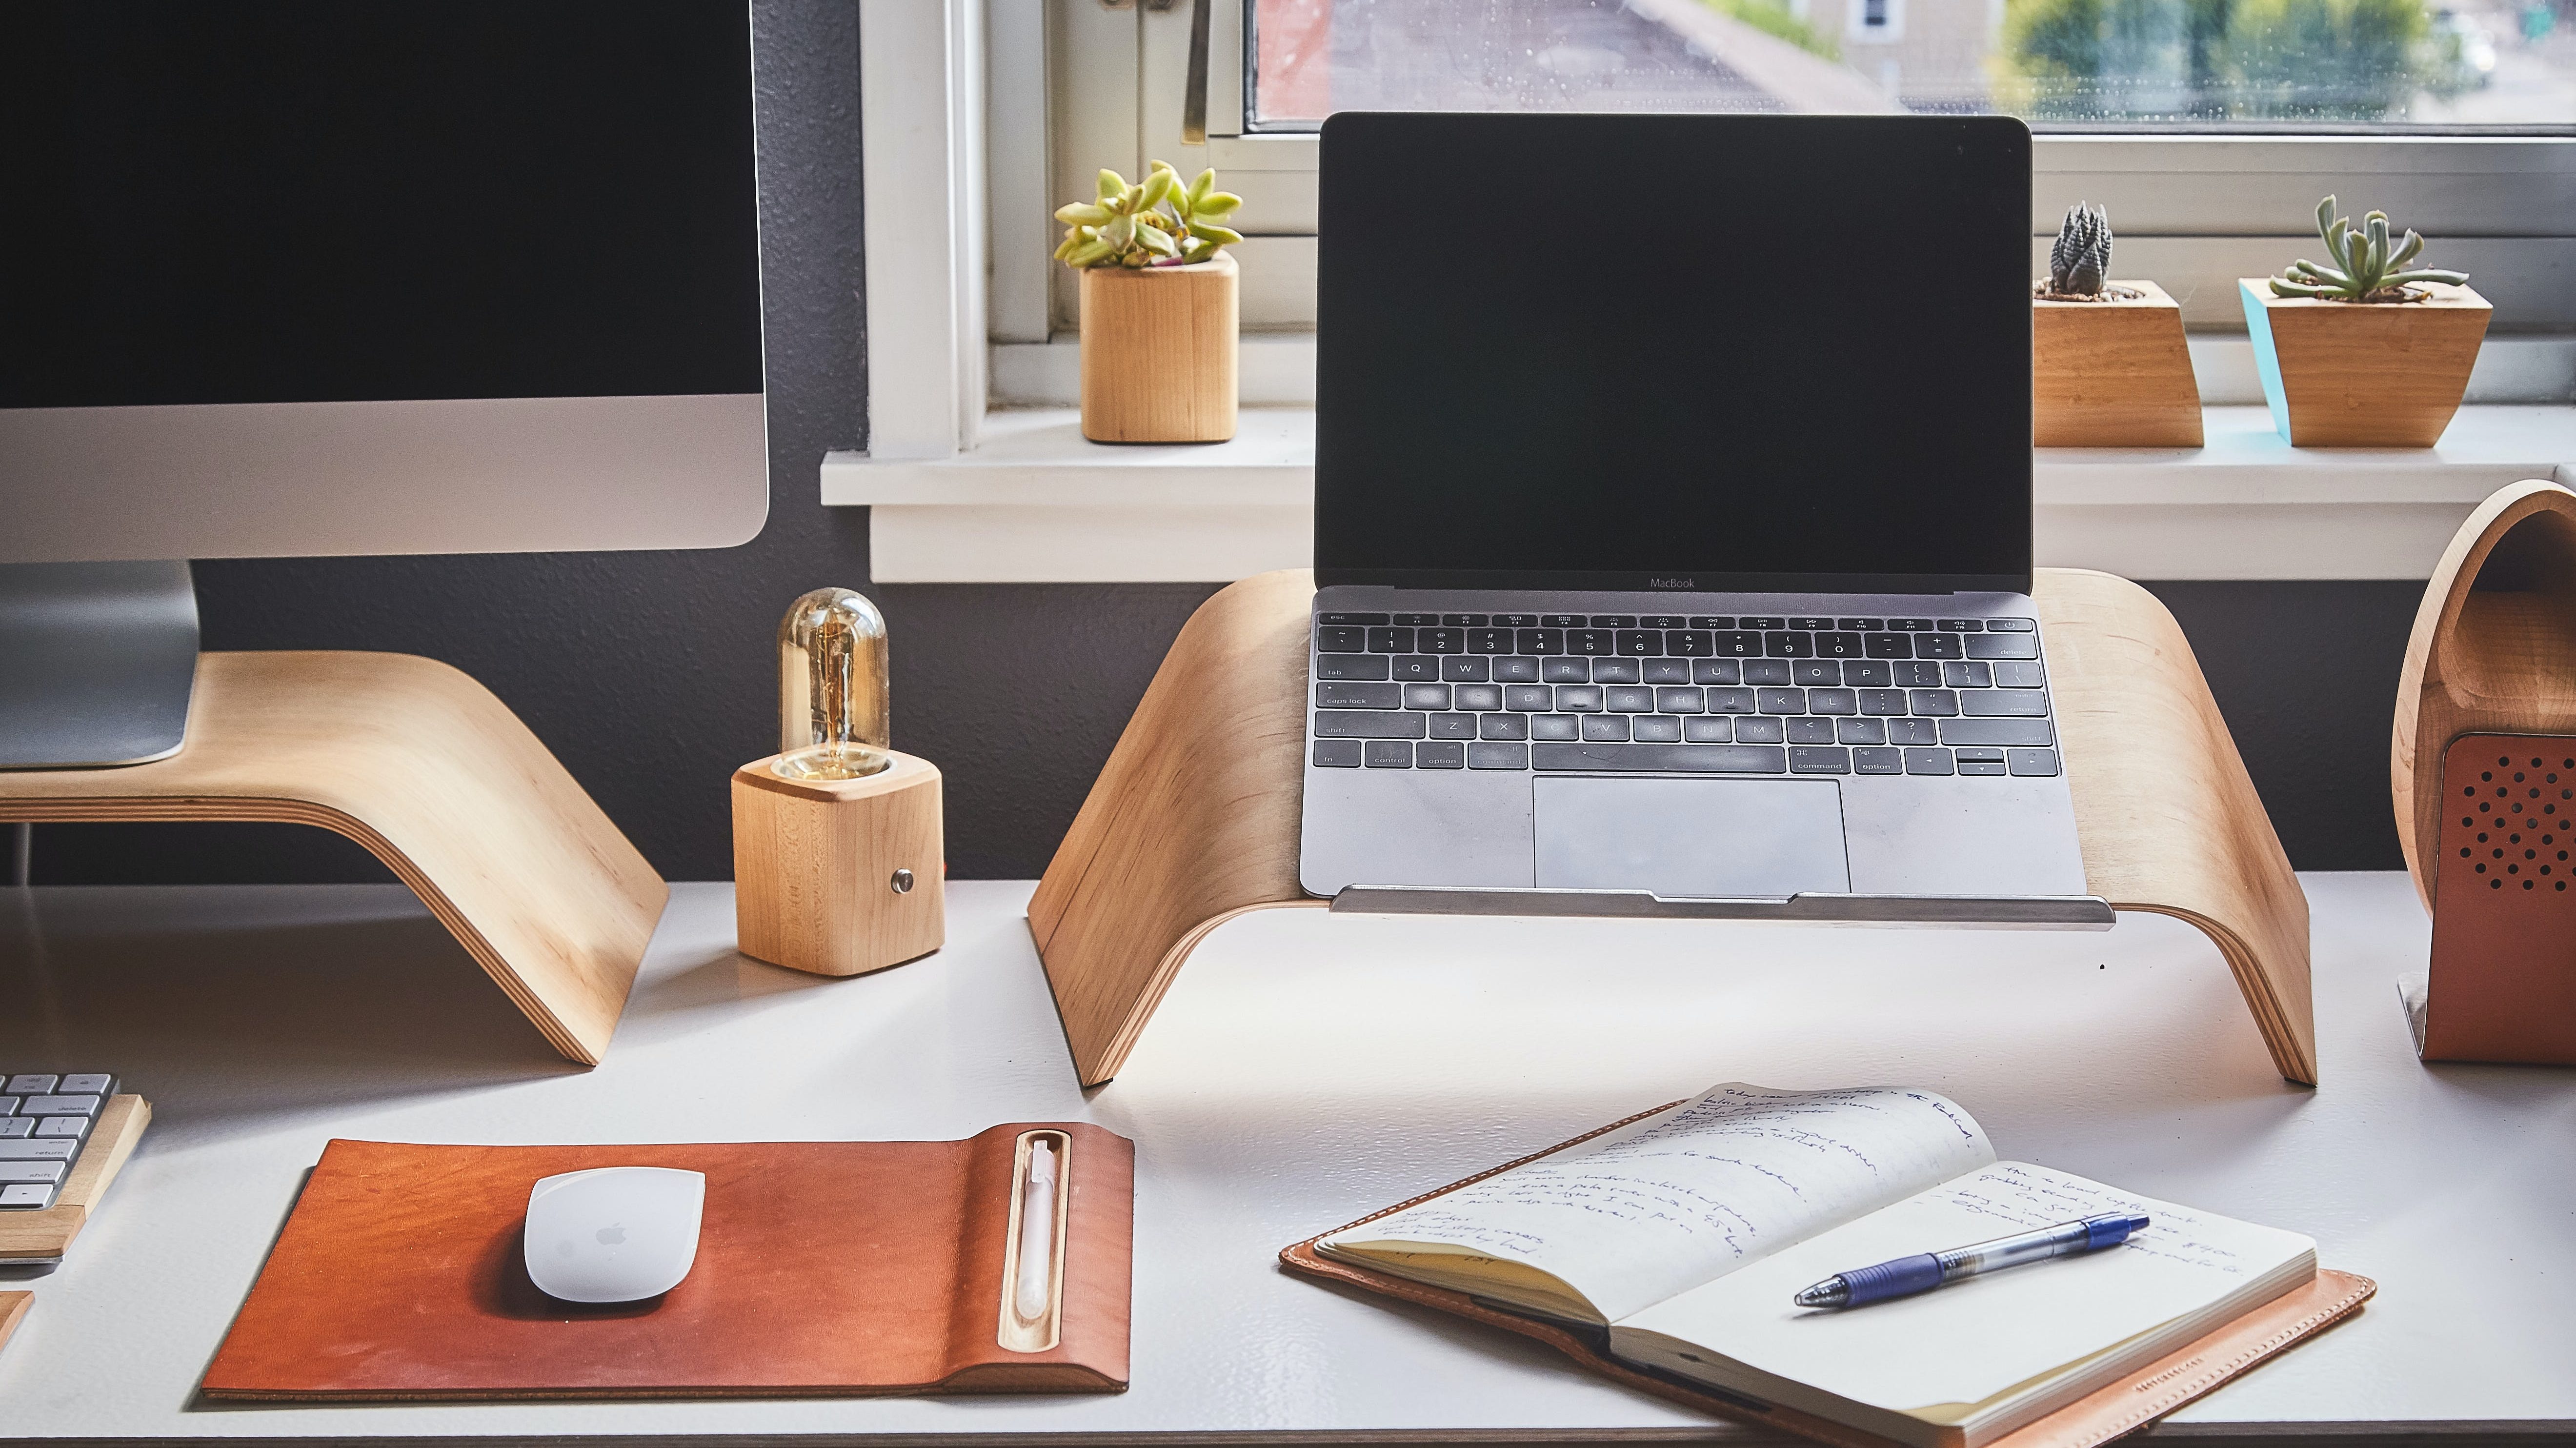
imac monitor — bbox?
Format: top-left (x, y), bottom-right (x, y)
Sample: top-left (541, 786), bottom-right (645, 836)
top-left (0, 0), bottom-right (768, 766)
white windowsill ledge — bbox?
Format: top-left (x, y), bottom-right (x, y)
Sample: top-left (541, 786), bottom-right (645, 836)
top-left (822, 405), bottom-right (2576, 584)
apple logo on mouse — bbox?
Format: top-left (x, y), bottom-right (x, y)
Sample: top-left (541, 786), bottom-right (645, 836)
top-left (523, 1167), bottom-right (704, 1304)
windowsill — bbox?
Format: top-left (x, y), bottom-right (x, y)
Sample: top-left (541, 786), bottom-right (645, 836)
top-left (822, 405), bottom-right (2576, 583)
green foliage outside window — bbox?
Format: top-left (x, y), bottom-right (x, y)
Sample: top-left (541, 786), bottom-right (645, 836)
top-left (1995, 0), bottom-right (2472, 119)
top-left (1700, 0), bottom-right (1842, 59)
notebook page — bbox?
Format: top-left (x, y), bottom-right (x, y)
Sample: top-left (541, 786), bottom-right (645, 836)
top-left (1612, 1162), bottom-right (2317, 1415)
top-left (1321, 1084), bottom-right (1994, 1324)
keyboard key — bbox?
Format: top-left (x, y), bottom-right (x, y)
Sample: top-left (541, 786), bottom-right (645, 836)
top-left (1590, 615), bottom-right (1638, 627)
top-left (1494, 614), bottom-right (1537, 627)
top-left (1420, 627), bottom-right (1466, 655)
top-left (0, 1184), bottom-right (53, 1207)
top-left (1540, 614), bottom-right (1583, 628)
top-left (1494, 656), bottom-right (1540, 682)
top-left (1632, 716), bottom-right (1683, 742)
top-left (1569, 629), bottom-right (1615, 656)
top-left (1392, 656), bottom-right (1440, 681)
top-left (1605, 686), bottom-right (1654, 713)
top-left (1889, 719), bottom-right (1940, 746)
top-left (1742, 659), bottom-right (1794, 685)
top-left (1838, 717), bottom-right (1887, 744)
top-left (1765, 631), bottom-right (1813, 658)
top-left (1859, 688), bottom-right (1909, 716)
top-left (1530, 743), bottom-right (1787, 773)
top-left (1582, 715), bottom-right (1632, 741)
top-left (1318, 612), bottom-right (1389, 625)
top-left (1756, 688), bottom-right (1807, 714)
top-left (1689, 616), bottom-right (1734, 628)
top-left (1844, 660), bottom-right (1892, 687)
top-left (1787, 718), bottom-right (1836, 744)
top-left (1955, 747), bottom-right (2006, 762)
top-left (1505, 685), bottom-right (1553, 711)
top-left (1864, 633), bottom-right (1915, 659)
top-left (1713, 631), bottom-right (1764, 656)
top-left (0, 1163), bottom-right (66, 1185)
top-left (1792, 660), bottom-right (1839, 687)
top-left (60, 1075), bottom-right (118, 1101)
top-left (1684, 716), bottom-right (1733, 742)
top-left (1904, 746), bottom-right (1954, 775)
top-left (1641, 615), bottom-right (1684, 628)
top-left (1942, 719), bottom-right (2055, 746)
top-left (1666, 631), bottom-right (1713, 657)
top-left (1788, 616), bottom-right (1833, 630)
top-left (1429, 713), bottom-right (1478, 739)
top-left (1909, 689), bottom-right (1960, 716)
top-left (1963, 689), bottom-right (2048, 717)
top-left (1469, 742), bottom-right (1529, 769)
top-left (0, 1121), bottom-right (26, 1139)
top-left (1530, 714), bottom-right (1580, 741)
top-left (1315, 710), bottom-right (1428, 739)
top-left (1988, 618), bottom-right (2036, 632)
top-left (1316, 654), bottom-right (1390, 681)
top-left (1734, 716), bottom-right (1786, 743)
top-left (1655, 687), bottom-right (1704, 714)
top-left (1943, 661), bottom-right (1994, 688)
top-left (1401, 683), bottom-right (1451, 710)
top-left (1808, 688), bottom-right (1857, 716)
top-left (1453, 684), bottom-right (1504, 711)
top-left (1959, 760), bottom-right (2008, 776)
top-left (1937, 618), bottom-right (1984, 631)
top-left (1443, 656), bottom-right (1492, 683)
top-left (1481, 713), bottom-right (1530, 740)
top-left (1416, 741), bottom-right (1467, 769)
top-left (2009, 747), bottom-right (2062, 776)
top-left (1888, 618), bottom-right (1934, 632)
top-left (1543, 658), bottom-right (1590, 682)
top-left (1854, 746), bottom-right (1904, 774)
top-left (6, 1076), bottom-right (57, 1096)
top-left (1837, 617), bottom-right (1885, 630)
top-left (1392, 612), bottom-right (1439, 626)
top-left (1914, 633), bottom-right (1964, 660)
top-left (1967, 633), bottom-right (2040, 660)
top-left (1993, 661), bottom-right (2045, 689)
top-left (1318, 682), bottom-right (1399, 709)
top-left (1556, 685), bottom-right (1604, 712)
top-left (1590, 658), bottom-right (1642, 684)
top-left (1616, 629), bottom-right (1662, 656)
top-left (1364, 741), bottom-right (1414, 768)
top-left (1367, 626), bottom-right (1415, 653)
top-left (1692, 659), bottom-right (1742, 685)
top-left (1441, 614), bottom-right (1489, 627)
top-left (34, 1118), bottom-right (84, 1139)
top-left (1517, 628), bottom-right (1566, 655)
top-left (1707, 687), bottom-right (1757, 713)
top-left (0, 1098), bottom-right (16, 1117)
top-left (1893, 661), bottom-right (1943, 688)
top-left (0, 1140), bottom-right (75, 1161)
top-left (1317, 625), bottom-right (1367, 652)
top-left (1790, 746), bottom-right (1850, 774)
top-left (1642, 658), bottom-right (1691, 684)
top-left (1314, 739), bottom-right (1363, 767)
top-left (21, 1096), bottom-right (99, 1116)
top-left (1739, 616), bottom-right (1787, 630)
top-left (1816, 632), bottom-right (1864, 658)
top-left (1467, 628), bottom-right (1513, 654)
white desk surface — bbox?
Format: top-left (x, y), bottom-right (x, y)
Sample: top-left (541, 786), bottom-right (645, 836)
top-left (1, 875), bottom-right (2571, 1444)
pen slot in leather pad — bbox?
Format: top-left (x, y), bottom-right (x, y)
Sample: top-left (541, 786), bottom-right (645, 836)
top-left (996, 1129), bottom-right (1071, 1353)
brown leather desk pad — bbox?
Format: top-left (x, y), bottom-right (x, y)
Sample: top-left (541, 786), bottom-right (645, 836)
top-left (203, 1123), bottom-right (1132, 1400)
top-left (1281, 1115), bottom-right (2374, 1448)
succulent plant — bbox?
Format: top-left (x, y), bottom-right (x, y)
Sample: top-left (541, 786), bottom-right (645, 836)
top-left (1054, 161), bottom-right (1243, 269)
top-left (2271, 196), bottom-right (2468, 302)
top-left (2047, 203), bottom-right (2112, 298)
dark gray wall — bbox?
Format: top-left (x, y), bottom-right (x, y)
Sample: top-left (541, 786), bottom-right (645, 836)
top-left (20, 0), bottom-right (2428, 885)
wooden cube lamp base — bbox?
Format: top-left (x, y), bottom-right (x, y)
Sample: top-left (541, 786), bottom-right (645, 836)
top-left (732, 750), bottom-right (945, 977)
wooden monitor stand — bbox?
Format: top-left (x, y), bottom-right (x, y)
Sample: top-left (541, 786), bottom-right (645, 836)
top-left (0, 651), bottom-right (666, 1064)
top-left (1030, 569), bottom-right (2317, 1088)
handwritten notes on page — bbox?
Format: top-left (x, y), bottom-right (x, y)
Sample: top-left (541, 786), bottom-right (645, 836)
top-left (1321, 1084), bottom-right (1997, 1324)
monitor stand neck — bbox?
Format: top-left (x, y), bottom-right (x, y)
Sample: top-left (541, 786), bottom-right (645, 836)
top-left (0, 561), bottom-right (199, 769)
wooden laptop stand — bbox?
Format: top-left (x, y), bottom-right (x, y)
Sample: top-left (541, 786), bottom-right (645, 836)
top-left (1030, 568), bottom-right (2316, 1088)
top-left (0, 651), bottom-right (666, 1064)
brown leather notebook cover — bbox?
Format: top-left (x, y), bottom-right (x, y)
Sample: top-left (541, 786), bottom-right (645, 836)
top-left (1280, 1115), bottom-right (2374, 1448)
top-left (2421, 734), bottom-right (2576, 1064)
top-left (203, 1123), bottom-right (1132, 1400)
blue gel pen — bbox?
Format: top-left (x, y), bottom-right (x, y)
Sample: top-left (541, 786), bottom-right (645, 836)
top-left (1791, 1211), bottom-right (2152, 1309)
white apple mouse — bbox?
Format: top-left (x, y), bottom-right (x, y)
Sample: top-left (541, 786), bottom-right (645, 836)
top-left (523, 1166), bottom-right (705, 1304)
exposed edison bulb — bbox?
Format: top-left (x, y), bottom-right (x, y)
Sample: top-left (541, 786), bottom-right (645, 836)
top-left (774, 587), bottom-right (890, 781)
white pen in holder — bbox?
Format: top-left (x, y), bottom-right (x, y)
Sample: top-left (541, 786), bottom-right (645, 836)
top-left (996, 1130), bottom-right (1071, 1352)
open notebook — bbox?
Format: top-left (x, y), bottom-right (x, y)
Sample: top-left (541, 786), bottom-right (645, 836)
top-left (1311, 1085), bottom-right (2320, 1448)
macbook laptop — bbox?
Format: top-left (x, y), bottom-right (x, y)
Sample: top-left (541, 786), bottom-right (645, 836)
top-left (1300, 112), bottom-right (2102, 925)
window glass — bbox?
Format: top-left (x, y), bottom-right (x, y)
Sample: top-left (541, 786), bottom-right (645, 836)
top-left (1247, 0), bottom-right (2570, 126)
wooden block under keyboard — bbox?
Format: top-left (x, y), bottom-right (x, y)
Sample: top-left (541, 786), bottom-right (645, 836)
top-left (0, 1095), bottom-right (150, 1265)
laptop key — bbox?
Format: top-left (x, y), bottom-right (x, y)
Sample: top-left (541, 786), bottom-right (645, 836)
top-left (1441, 614), bottom-right (1489, 627)
top-left (1742, 659), bottom-right (1794, 685)
top-left (2009, 747), bottom-right (2061, 776)
top-left (1764, 631), bottom-right (1813, 658)
top-left (1707, 687), bottom-right (1756, 713)
top-left (1604, 686), bottom-right (1654, 713)
top-left (1863, 633), bottom-right (1914, 659)
top-left (1569, 629), bottom-right (1615, 656)
top-left (1581, 715), bottom-right (1631, 741)
top-left (1443, 656), bottom-right (1491, 683)
top-left (1787, 718), bottom-right (1836, 744)
top-left (1889, 719), bottom-right (1939, 746)
top-left (1655, 687), bottom-right (1704, 713)
top-left (1494, 615), bottom-right (1538, 627)
top-left (1642, 659), bottom-right (1690, 684)
top-left (1392, 656), bottom-right (1441, 681)
top-left (1988, 618), bottom-right (2037, 632)
top-left (1809, 688), bottom-right (1857, 716)
top-left (1666, 631), bottom-right (1712, 657)
top-left (1368, 627), bottom-right (1415, 653)
top-left (1529, 743), bottom-right (1787, 774)
top-left (1955, 747), bottom-right (2006, 762)
top-left (1632, 716), bottom-right (1683, 742)
top-left (1317, 612), bottom-right (1389, 626)
top-left (1888, 618), bottom-right (1934, 632)
top-left (1893, 661), bottom-right (1943, 688)
top-left (1943, 661), bottom-right (1994, 688)
top-left (1838, 717), bottom-right (1887, 744)
top-left (1788, 616), bottom-right (1832, 630)
top-left (1843, 660), bottom-right (1892, 686)
top-left (1904, 746), bottom-right (1955, 775)
top-left (1494, 656), bottom-right (1541, 682)
top-left (1941, 719), bottom-right (2054, 746)
top-left (1590, 615), bottom-right (1638, 627)
top-left (1530, 714), bottom-right (1580, 741)
top-left (1314, 710), bottom-right (1428, 739)
top-left (1468, 742), bottom-right (1529, 769)
top-left (1364, 741), bottom-right (1414, 768)
top-left (1318, 682), bottom-right (1400, 709)
top-left (1937, 619), bottom-right (1984, 631)
top-left (1392, 612), bottom-right (1440, 626)
top-left (1816, 632), bottom-right (1864, 659)
top-left (1401, 684), bottom-right (1451, 709)
top-left (0, 1140), bottom-right (76, 1161)
top-left (1313, 740), bottom-right (1363, 767)
top-left (1590, 659), bottom-right (1642, 684)
top-left (21, 1096), bottom-right (98, 1116)
top-left (1738, 616), bottom-right (1787, 630)
top-left (1420, 628), bottom-right (1466, 655)
top-left (1316, 654), bottom-right (1390, 681)
top-left (1516, 628), bottom-right (1566, 655)
top-left (1317, 626), bottom-right (1367, 652)
top-left (7, 1077), bottom-right (58, 1095)
top-left (1963, 689), bottom-right (2047, 717)
top-left (1467, 628), bottom-right (1513, 654)
top-left (1540, 614), bottom-right (1583, 628)
top-left (1792, 660), bottom-right (1839, 687)
top-left (1684, 716), bottom-right (1732, 742)
top-left (1616, 630), bottom-right (1662, 656)
top-left (1914, 633), bottom-right (1964, 660)
top-left (1859, 688), bottom-right (1909, 716)
top-left (1555, 686), bottom-right (1604, 712)
top-left (1542, 658), bottom-right (1590, 682)
top-left (1837, 618), bottom-right (1885, 630)
top-left (1756, 688), bottom-right (1807, 714)
top-left (1734, 717), bottom-right (1786, 743)
top-left (1689, 616), bottom-right (1733, 628)
top-left (1429, 714), bottom-right (1478, 739)
top-left (1481, 713), bottom-right (1529, 740)
top-left (1993, 660), bottom-right (2045, 688)
top-left (1692, 659), bottom-right (1742, 685)
top-left (1713, 630), bottom-right (1764, 657)
top-left (1416, 741), bottom-right (1467, 769)
top-left (1641, 615), bottom-right (1685, 628)
top-left (1453, 684), bottom-right (1504, 711)
top-left (0, 1121), bottom-right (26, 1139)
top-left (1966, 633), bottom-right (2039, 660)
top-left (1854, 746), bottom-right (1904, 774)
top-left (1909, 689), bottom-right (1960, 716)
top-left (1505, 685), bottom-right (1553, 711)
top-left (1959, 760), bottom-right (2008, 775)
top-left (0, 1163), bottom-right (66, 1185)
top-left (1790, 746), bottom-right (1851, 774)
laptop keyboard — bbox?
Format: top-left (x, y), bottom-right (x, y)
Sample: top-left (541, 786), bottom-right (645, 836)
top-left (0, 1073), bottom-right (116, 1210)
top-left (1309, 612), bottom-right (2055, 779)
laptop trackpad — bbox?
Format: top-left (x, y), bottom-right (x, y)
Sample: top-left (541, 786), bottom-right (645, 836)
top-left (1532, 777), bottom-right (1851, 899)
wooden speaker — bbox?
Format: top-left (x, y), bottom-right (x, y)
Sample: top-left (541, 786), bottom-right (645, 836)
top-left (2394, 480), bottom-right (2576, 1062)
top-left (731, 750), bottom-right (944, 977)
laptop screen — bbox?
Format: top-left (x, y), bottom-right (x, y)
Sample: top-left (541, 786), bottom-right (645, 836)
top-left (1314, 113), bottom-right (2032, 595)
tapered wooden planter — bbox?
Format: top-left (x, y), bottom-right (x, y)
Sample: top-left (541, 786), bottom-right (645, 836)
top-left (2033, 281), bottom-right (2202, 447)
top-left (2240, 279), bottom-right (2490, 447)
top-left (1079, 254), bottom-right (1238, 443)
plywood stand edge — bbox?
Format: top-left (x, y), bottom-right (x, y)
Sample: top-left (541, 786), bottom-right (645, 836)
top-left (0, 653), bottom-right (668, 1064)
top-left (0, 1094), bottom-right (150, 1263)
top-left (1033, 569), bottom-right (2316, 1087)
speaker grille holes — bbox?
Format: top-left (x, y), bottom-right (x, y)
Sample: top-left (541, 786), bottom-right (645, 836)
top-left (2493, 879), bottom-right (2505, 888)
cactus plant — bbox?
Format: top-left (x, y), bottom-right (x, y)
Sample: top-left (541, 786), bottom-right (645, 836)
top-left (2045, 203), bottom-right (2113, 298)
top-left (1054, 161), bottom-right (1243, 269)
top-left (2271, 196), bottom-right (2469, 302)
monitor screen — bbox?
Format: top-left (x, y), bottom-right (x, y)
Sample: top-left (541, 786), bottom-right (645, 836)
top-left (1313, 113), bottom-right (2032, 595)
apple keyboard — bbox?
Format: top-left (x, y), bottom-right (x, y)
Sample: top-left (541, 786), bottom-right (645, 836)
top-left (0, 1074), bottom-right (118, 1210)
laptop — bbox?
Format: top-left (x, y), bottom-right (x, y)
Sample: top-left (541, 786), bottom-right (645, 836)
top-left (1301, 112), bottom-right (2101, 925)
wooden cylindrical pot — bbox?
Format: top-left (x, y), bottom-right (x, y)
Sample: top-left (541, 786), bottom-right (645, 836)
top-left (731, 748), bottom-right (944, 977)
top-left (2032, 281), bottom-right (2202, 447)
top-left (1078, 253), bottom-right (1237, 443)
